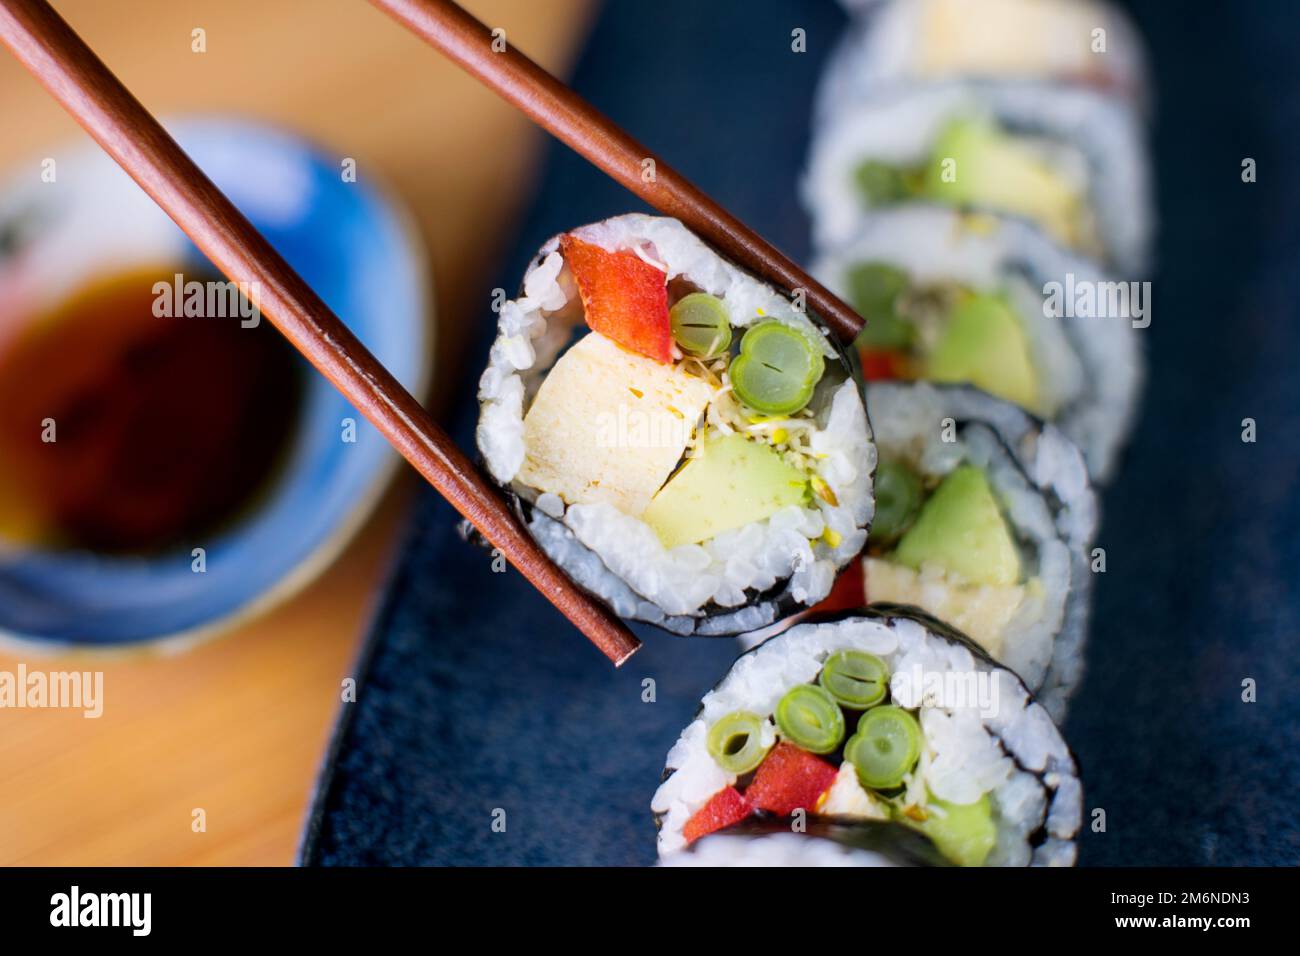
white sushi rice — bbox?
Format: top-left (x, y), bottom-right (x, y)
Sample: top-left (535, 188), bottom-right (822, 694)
top-left (477, 215), bottom-right (876, 629)
top-left (867, 382), bottom-right (1097, 718)
top-left (802, 81), bottom-right (1152, 271)
top-left (811, 206), bottom-right (1142, 481)
top-left (653, 612), bottom-right (1081, 866)
top-left (660, 831), bottom-right (911, 867)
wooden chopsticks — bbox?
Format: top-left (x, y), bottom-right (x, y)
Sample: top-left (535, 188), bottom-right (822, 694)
top-left (368, 0), bottom-right (867, 345)
top-left (0, 0), bottom-right (640, 666)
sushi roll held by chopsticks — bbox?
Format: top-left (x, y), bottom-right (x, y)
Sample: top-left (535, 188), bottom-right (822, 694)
top-left (476, 215), bottom-right (876, 636)
top-left (653, 608), bottom-right (1082, 867)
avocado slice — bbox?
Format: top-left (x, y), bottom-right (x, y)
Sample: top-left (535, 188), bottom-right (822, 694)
top-left (925, 293), bottom-right (1039, 411)
top-left (892, 465), bottom-right (1021, 586)
top-left (643, 433), bottom-right (808, 549)
top-left (913, 795), bottom-right (997, 867)
top-left (923, 118), bottom-right (1083, 246)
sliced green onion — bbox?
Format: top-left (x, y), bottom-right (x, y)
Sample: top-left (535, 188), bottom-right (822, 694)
top-left (819, 650), bottom-right (889, 710)
top-left (846, 705), bottom-right (922, 790)
top-left (670, 293), bottom-right (732, 358)
top-left (853, 160), bottom-right (910, 207)
top-left (706, 710), bottom-right (771, 774)
top-left (731, 321), bottom-right (824, 415)
top-left (775, 684), bottom-right (845, 754)
top-left (869, 458), bottom-right (924, 548)
top-left (847, 263), bottom-right (913, 351)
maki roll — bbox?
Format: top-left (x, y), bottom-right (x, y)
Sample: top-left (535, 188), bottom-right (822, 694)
top-left (661, 820), bottom-right (951, 867)
top-left (652, 608), bottom-right (1082, 866)
top-left (814, 206), bottom-right (1143, 480)
top-left (803, 82), bottom-right (1151, 269)
top-left (476, 215), bottom-right (876, 636)
top-left (859, 382), bottom-right (1096, 717)
top-left (825, 0), bottom-right (1148, 109)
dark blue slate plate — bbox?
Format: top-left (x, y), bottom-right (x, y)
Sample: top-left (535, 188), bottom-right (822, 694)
top-left (301, 0), bottom-right (1300, 866)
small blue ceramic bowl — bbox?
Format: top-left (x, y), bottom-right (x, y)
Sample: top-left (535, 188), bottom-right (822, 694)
top-left (0, 118), bottom-right (432, 651)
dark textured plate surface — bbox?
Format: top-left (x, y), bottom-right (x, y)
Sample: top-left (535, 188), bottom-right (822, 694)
top-left (301, 0), bottom-right (1300, 866)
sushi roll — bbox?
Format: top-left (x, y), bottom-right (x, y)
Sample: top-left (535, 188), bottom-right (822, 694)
top-left (813, 206), bottom-right (1143, 481)
top-left (824, 0), bottom-right (1148, 110)
top-left (652, 608), bottom-right (1082, 866)
top-left (803, 82), bottom-right (1152, 270)
top-left (476, 215), bottom-right (876, 636)
top-left (858, 381), bottom-right (1096, 718)
top-left (660, 819), bottom-right (951, 867)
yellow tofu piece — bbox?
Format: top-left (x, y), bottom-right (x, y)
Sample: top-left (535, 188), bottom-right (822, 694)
top-left (518, 332), bottom-right (715, 517)
top-left (918, 0), bottom-right (1098, 80)
top-left (817, 763), bottom-right (889, 820)
top-left (865, 557), bottom-right (1033, 660)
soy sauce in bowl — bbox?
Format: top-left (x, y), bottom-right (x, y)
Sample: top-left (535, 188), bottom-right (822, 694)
top-left (0, 265), bottom-right (305, 554)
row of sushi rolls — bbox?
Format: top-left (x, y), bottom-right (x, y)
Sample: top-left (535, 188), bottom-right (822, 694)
top-left (476, 0), bottom-right (1151, 867)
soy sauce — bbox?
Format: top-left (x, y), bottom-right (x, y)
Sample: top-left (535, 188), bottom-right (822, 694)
top-left (0, 266), bottom-right (305, 553)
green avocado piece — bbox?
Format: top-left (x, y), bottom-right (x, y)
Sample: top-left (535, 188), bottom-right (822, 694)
top-left (643, 433), bottom-right (808, 549)
top-left (892, 465), bottom-right (1021, 586)
top-left (925, 293), bottom-right (1039, 411)
top-left (914, 795), bottom-right (997, 867)
top-left (922, 118), bottom-right (1083, 245)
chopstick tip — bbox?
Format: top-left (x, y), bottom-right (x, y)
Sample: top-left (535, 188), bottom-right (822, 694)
top-left (610, 639), bottom-right (641, 668)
